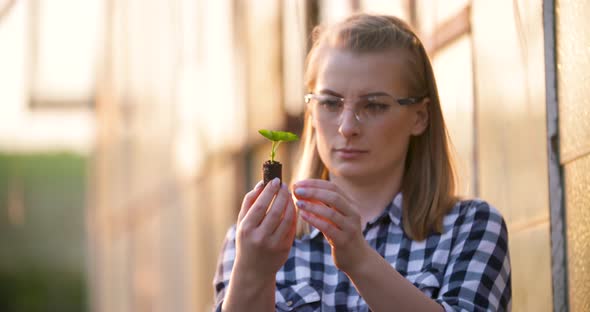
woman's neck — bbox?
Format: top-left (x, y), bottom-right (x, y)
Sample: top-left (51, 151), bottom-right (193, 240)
top-left (330, 170), bottom-right (403, 226)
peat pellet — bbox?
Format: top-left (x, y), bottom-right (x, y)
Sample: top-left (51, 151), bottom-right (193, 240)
top-left (263, 161), bottom-right (282, 185)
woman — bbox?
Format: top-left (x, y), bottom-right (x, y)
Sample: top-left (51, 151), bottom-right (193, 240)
top-left (214, 14), bottom-right (511, 312)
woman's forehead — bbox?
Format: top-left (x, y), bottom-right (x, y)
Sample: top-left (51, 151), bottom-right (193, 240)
top-left (314, 48), bottom-right (413, 93)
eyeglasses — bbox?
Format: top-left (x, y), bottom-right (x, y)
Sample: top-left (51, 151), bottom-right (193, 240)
top-left (304, 92), bottom-right (426, 124)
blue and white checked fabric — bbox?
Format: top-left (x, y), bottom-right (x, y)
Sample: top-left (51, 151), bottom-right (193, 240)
top-left (214, 193), bottom-right (511, 311)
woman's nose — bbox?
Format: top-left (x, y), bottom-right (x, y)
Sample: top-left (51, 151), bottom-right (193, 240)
top-left (338, 108), bottom-right (361, 138)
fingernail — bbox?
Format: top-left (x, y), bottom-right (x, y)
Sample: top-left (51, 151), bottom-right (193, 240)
top-left (296, 200), bottom-right (306, 208)
top-left (295, 188), bottom-right (306, 196)
top-left (255, 180), bottom-right (264, 189)
top-left (272, 177), bottom-right (280, 187)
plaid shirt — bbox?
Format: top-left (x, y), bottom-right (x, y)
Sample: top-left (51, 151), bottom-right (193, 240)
top-left (214, 193), bottom-right (511, 311)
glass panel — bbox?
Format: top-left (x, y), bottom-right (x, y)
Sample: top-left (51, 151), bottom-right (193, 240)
top-left (209, 158), bottom-right (240, 250)
top-left (557, 1), bottom-right (590, 310)
top-left (92, 1), bottom-right (217, 311)
top-left (432, 35), bottom-right (475, 196)
top-left (510, 223), bottom-right (553, 311)
top-left (282, 0), bottom-right (307, 116)
top-left (415, 0), bottom-right (470, 36)
top-left (0, 0), bottom-right (26, 118)
top-left (245, 0), bottom-right (284, 136)
top-left (320, 0), bottom-right (356, 24)
top-left (0, 0), bottom-right (95, 151)
top-left (361, 0), bottom-right (408, 21)
top-left (132, 216), bottom-right (162, 311)
top-left (30, 0), bottom-right (102, 106)
top-left (472, 0), bottom-right (548, 225)
top-left (564, 155), bottom-right (590, 311)
top-left (556, 0), bottom-right (590, 163)
top-left (471, 1), bottom-right (552, 311)
top-left (197, 0), bottom-right (246, 151)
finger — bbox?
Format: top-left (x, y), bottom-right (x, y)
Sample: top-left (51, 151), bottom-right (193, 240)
top-left (238, 180), bottom-right (264, 223)
top-left (259, 184), bottom-right (290, 234)
top-left (296, 200), bottom-right (345, 229)
top-left (300, 209), bottom-right (340, 243)
top-left (293, 187), bottom-right (353, 216)
top-left (272, 196), bottom-right (296, 242)
top-left (294, 179), bottom-right (349, 198)
top-left (287, 198), bottom-right (298, 236)
top-left (242, 178), bottom-right (281, 228)
top-left (293, 179), bottom-right (340, 192)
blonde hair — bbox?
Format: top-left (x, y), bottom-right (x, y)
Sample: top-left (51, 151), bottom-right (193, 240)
top-left (291, 13), bottom-right (458, 241)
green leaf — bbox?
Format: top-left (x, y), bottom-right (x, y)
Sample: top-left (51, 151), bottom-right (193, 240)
top-left (259, 129), bottom-right (299, 162)
top-left (258, 129), bottom-right (299, 142)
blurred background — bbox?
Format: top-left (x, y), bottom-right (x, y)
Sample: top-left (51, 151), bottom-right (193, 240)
top-left (0, 0), bottom-right (588, 311)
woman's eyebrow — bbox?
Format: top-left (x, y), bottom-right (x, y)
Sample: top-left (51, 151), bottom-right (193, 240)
top-left (360, 91), bottom-right (394, 98)
top-left (318, 89), bottom-right (394, 98)
top-left (317, 89), bottom-right (342, 97)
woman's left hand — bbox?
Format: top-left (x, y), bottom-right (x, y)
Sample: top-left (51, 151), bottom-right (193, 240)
top-left (293, 179), bottom-right (371, 275)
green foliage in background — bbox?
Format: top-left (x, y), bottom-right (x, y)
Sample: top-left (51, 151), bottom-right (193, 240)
top-left (0, 153), bottom-right (87, 312)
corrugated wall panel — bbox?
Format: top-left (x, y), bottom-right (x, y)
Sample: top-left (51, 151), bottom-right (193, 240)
top-left (557, 1), bottom-right (590, 310)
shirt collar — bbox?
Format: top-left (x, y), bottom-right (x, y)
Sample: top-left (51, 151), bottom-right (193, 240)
top-left (307, 192), bottom-right (403, 240)
top-left (309, 226), bottom-right (321, 240)
top-left (388, 192), bottom-right (403, 226)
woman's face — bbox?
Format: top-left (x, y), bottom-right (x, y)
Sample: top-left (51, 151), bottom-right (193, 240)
top-left (311, 48), bottom-right (428, 182)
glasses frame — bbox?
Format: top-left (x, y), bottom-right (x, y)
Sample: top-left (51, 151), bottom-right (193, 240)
top-left (304, 93), bottom-right (427, 107)
top-left (304, 92), bottom-right (428, 124)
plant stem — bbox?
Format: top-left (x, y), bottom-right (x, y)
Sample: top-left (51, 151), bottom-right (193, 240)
top-left (271, 141), bottom-right (282, 162)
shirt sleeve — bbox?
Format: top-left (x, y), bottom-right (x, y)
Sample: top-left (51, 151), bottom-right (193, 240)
top-left (436, 201), bottom-right (511, 312)
top-left (212, 225), bottom-right (237, 312)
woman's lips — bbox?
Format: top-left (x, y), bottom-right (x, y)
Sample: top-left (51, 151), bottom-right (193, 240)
top-left (334, 148), bottom-right (369, 159)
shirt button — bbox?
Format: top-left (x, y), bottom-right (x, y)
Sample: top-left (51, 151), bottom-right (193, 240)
top-left (286, 300), bottom-right (293, 306)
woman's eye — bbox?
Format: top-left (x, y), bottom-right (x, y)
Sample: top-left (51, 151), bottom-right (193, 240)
top-left (319, 99), bottom-right (342, 110)
top-left (365, 102), bottom-right (390, 112)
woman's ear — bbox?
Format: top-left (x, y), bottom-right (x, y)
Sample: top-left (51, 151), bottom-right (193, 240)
top-left (411, 97), bottom-right (429, 136)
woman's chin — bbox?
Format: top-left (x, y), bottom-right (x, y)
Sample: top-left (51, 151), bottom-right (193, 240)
top-left (329, 163), bottom-right (372, 179)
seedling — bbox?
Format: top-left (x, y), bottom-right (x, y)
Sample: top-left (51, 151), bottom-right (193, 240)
top-left (258, 129), bottom-right (299, 185)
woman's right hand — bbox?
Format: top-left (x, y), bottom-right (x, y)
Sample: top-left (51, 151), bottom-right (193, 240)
top-left (233, 177), bottom-right (297, 282)
top-left (222, 178), bottom-right (297, 311)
